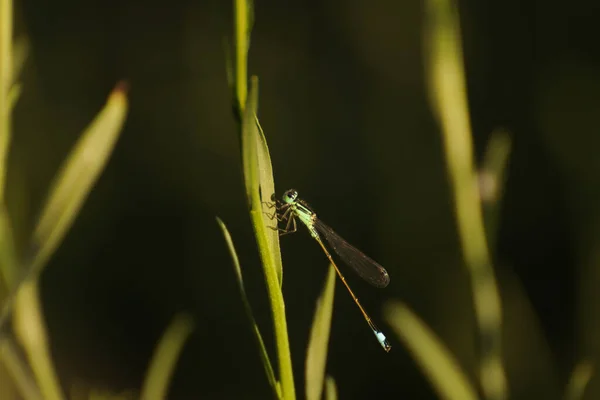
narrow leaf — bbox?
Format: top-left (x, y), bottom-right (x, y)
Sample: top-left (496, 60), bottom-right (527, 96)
top-left (0, 337), bottom-right (43, 400)
top-left (241, 77), bottom-right (259, 206)
top-left (28, 83), bottom-right (128, 278)
top-left (480, 128), bottom-right (512, 250)
top-left (140, 313), bottom-right (194, 400)
top-left (324, 376), bottom-right (337, 400)
top-left (305, 264), bottom-right (336, 400)
top-left (0, 0), bottom-right (15, 201)
top-left (241, 77), bottom-right (295, 399)
top-left (384, 301), bottom-right (478, 400)
top-left (233, 0), bottom-right (250, 112)
top-left (424, 0), bottom-right (506, 396)
top-left (255, 117), bottom-right (282, 284)
top-left (565, 360), bottom-right (593, 400)
top-left (13, 280), bottom-right (64, 400)
top-left (216, 217), bottom-right (280, 398)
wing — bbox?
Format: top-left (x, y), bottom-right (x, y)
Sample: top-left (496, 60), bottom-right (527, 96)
top-left (313, 219), bottom-right (390, 288)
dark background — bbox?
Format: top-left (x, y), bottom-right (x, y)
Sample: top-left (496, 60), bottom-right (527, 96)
top-left (3, 0), bottom-right (600, 398)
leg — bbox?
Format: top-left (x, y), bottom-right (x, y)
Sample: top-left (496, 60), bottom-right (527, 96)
top-left (262, 200), bottom-right (277, 209)
top-left (263, 203), bottom-right (288, 221)
top-left (278, 216), bottom-right (297, 236)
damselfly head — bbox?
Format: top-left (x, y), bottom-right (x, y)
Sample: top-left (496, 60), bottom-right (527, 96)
top-left (282, 189), bottom-right (298, 204)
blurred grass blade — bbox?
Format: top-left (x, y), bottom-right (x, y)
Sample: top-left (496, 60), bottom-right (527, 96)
top-left (0, 0), bottom-right (19, 290)
top-left (140, 313), bottom-right (194, 400)
top-left (0, 0), bottom-right (14, 202)
top-left (384, 301), bottom-right (477, 400)
top-left (565, 361), bottom-right (593, 400)
top-left (216, 217), bottom-right (280, 398)
top-left (233, 0), bottom-right (252, 113)
top-left (480, 129), bottom-right (511, 250)
top-left (305, 264), bottom-right (336, 400)
top-left (424, 0), bottom-right (506, 398)
top-left (14, 280), bottom-right (63, 400)
top-left (0, 202), bottom-right (17, 290)
top-left (241, 77), bottom-right (295, 399)
top-left (324, 376), bottom-right (337, 400)
top-left (11, 37), bottom-right (27, 81)
top-left (0, 337), bottom-right (42, 400)
top-left (29, 83), bottom-right (128, 279)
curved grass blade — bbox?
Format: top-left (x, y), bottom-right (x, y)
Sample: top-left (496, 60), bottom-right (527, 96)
top-left (324, 376), bottom-right (337, 400)
top-left (565, 360), bottom-right (593, 400)
top-left (140, 313), bottom-right (194, 400)
top-left (254, 117), bottom-right (282, 284)
top-left (231, 0), bottom-right (292, 395)
top-left (305, 264), bottom-right (336, 400)
top-left (14, 280), bottom-right (63, 400)
top-left (241, 77), bottom-right (294, 399)
top-left (216, 217), bottom-right (280, 399)
top-left (0, 0), bottom-right (20, 290)
top-left (480, 129), bottom-right (511, 252)
top-left (0, 337), bottom-right (42, 400)
top-left (424, 0), bottom-right (506, 397)
top-left (384, 301), bottom-right (478, 400)
top-left (28, 83), bottom-right (128, 279)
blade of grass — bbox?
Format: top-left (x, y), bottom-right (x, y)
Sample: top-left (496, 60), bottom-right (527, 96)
top-left (324, 376), bottom-right (337, 400)
top-left (0, 86), bottom-right (127, 388)
top-left (231, 0), bottom-right (292, 396)
top-left (216, 217), bottom-right (280, 398)
top-left (0, 0), bottom-right (18, 291)
top-left (28, 83), bottom-right (128, 279)
top-left (384, 301), bottom-right (478, 400)
top-left (479, 129), bottom-right (511, 252)
top-left (0, 0), bottom-right (14, 202)
top-left (140, 313), bottom-right (194, 400)
top-left (13, 280), bottom-right (63, 400)
top-left (305, 264), bottom-right (335, 400)
top-left (564, 361), bottom-right (593, 400)
top-left (255, 117), bottom-right (282, 284)
top-left (424, 0), bottom-right (506, 398)
top-left (0, 337), bottom-right (42, 400)
top-left (241, 77), bottom-right (295, 399)
top-left (233, 0), bottom-right (252, 113)
top-left (0, 203), bottom-right (17, 291)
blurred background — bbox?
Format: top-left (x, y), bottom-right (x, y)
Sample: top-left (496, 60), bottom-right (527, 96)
top-left (3, 0), bottom-right (600, 398)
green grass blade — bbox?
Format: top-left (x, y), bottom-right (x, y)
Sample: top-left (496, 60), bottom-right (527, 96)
top-left (424, 0), bottom-right (507, 397)
top-left (241, 77), bottom-right (295, 399)
top-left (0, 0), bottom-right (14, 202)
top-left (233, 0), bottom-right (251, 112)
top-left (28, 83), bottom-right (128, 279)
top-left (305, 264), bottom-right (336, 400)
top-left (254, 117), bottom-right (283, 284)
top-left (480, 129), bottom-right (511, 251)
top-left (140, 313), bottom-right (194, 400)
top-left (564, 361), bottom-right (593, 400)
top-left (216, 217), bottom-right (280, 398)
top-left (324, 376), bottom-right (337, 400)
top-left (0, 203), bottom-right (17, 290)
top-left (14, 280), bottom-right (64, 400)
top-left (0, 0), bottom-right (19, 290)
top-left (384, 301), bottom-right (478, 400)
top-left (231, 0), bottom-right (292, 396)
top-left (0, 338), bottom-right (42, 400)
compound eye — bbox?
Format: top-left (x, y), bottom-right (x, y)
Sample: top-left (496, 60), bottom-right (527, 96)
top-left (283, 189), bottom-right (298, 203)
